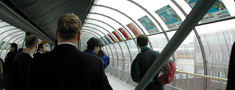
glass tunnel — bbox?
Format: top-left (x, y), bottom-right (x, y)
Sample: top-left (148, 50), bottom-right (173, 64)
top-left (0, 0), bottom-right (235, 90)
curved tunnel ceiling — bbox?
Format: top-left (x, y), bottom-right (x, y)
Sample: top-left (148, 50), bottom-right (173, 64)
top-left (0, 0), bottom-right (94, 44)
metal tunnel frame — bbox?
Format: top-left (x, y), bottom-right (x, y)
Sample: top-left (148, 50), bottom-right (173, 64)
top-left (83, 24), bottom-right (126, 70)
top-left (82, 28), bottom-right (119, 68)
top-left (81, 31), bottom-right (114, 61)
top-left (85, 18), bottom-right (134, 63)
top-left (171, 0), bottom-right (208, 89)
top-left (0, 34), bottom-right (25, 55)
top-left (92, 4), bottom-right (153, 49)
top-left (135, 0), bottom-right (216, 90)
top-left (89, 12), bottom-right (139, 56)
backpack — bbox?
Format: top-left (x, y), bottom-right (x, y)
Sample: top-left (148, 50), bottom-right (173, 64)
top-left (157, 60), bottom-right (176, 85)
top-left (131, 59), bottom-right (176, 85)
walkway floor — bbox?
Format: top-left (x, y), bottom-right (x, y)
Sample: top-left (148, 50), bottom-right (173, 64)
top-left (106, 73), bottom-right (135, 90)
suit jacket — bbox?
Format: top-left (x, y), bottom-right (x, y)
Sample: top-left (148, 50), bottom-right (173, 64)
top-left (3, 52), bottom-right (32, 90)
top-left (29, 44), bottom-right (112, 90)
top-left (4, 52), bottom-right (17, 73)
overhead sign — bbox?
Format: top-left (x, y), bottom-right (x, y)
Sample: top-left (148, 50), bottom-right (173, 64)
top-left (155, 5), bottom-right (182, 30)
top-left (138, 16), bottom-right (159, 35)
top-left (107, 34), bottom-right (116, 43)
top-left (186, 0), bottom-right (231, 23)
top-left (118, 27), bottom-right (131, 40)
top-left (112, 31), bottom-right (123, 41)
top-left (126, 23), bottom-right (141, 37)
top-left (104, 35), bottom-right (112, 44)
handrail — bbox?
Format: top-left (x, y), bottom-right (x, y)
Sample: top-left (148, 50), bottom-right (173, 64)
top-left (176, 71), bottom-right (227, 81)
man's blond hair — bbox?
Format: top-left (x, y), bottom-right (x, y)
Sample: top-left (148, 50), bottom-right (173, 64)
top-left (56, 13), bottom-right (82, 40)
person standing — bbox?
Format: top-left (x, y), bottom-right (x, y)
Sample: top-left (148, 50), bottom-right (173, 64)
top-left (13, 35), bottom-right (38, 90)
top-left (84, 37), bottom-right (110, 69)
top-left (131, 35), bottom-right (164, 90)
top-left (34, 44), bottom-right (46, 58)
top-left (29, 13), bottom-right (112, 90)
top-left (4, 43), bottom-right (18, 76)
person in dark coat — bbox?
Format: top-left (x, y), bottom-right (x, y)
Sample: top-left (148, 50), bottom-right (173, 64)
top-left (34, 44), bottom-right (46, 58)
top-left (226, 42), bottom-right (235, 90)
top-left (29, 13), bottom-right (112, 90)
top-left (12, 35), bottom-right (38, 90)
top-left (131, 35), bottom-right (164, 90)
top-left (4, 43), bottom-right (18, 76)
top-left (84, 37), bottom-right (110, 69)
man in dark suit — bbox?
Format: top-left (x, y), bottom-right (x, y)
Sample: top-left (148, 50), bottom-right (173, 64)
top-left (4, 35), bottom-right (38, 90)
top-left (33, 44), bottom-right (46, 58)
top-left (29, 13), bottom-right (113, 90)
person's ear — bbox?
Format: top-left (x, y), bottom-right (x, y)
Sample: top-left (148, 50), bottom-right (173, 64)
top-left (35, 43), bottom-right (38, 49)
top-left (77, 31), bottom-right (81, 41)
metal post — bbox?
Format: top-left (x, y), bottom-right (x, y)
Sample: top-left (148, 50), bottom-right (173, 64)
top-left (171, 0), bottom-right (209, 89)
top-left (135, 0), bottom-right (216, 90)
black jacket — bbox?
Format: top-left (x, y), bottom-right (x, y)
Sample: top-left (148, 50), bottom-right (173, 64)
top-left (4, 52), bottom-right (17, 75)
top-left (131, 47), bottom-right (163, 90)
top-left (33, 52), bottom-right (42, 58)
top-left (3, 52), bottom-right (33, 90)
top-left (29, 44), bottom-right (112, 90)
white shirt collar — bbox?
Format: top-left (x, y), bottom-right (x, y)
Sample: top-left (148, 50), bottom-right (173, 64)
top-left (38, 51), bottom-right (43, 54)
top-left (58, 42), bottom-right (75, 46)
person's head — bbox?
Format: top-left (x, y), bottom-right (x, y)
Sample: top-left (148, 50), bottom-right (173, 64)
top-left (87, 37), bottom-right (104, 54)
top-left (137, 35), bottom-right (148, 48)
top-left (37, 44), bottom-right (46, 53)
top-left (10, 43), bottom-right (18, 52)
top-left (25, 35), bottom-right (38, 50)
top-left (56, 13), bottom-right (82, 45)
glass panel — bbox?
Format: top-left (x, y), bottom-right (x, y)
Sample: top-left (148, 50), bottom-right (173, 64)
top-left (168, 31), bottom-right (196, 73)
top-left (82, 27), bottom-right (106, 37)
top-left (0, 26), bottom-right (16, 33)
top-left (148, 34), bottom-right (168, 52)
top-left (1, 49), bottom-right (8, 61)
top-left (126, 40), bottom-right (138, 62)
top-left (0, 22), bottom-right (9, 27)
top-left (1, 32), bottom-right (24, 49)
top-left (114, 43), bottom-right (123, 70)
top-left (109, 44), bottom-right (117, 69)
top-left (84, 20), bottom-right (115, 33)
top-left (196, 19), bottom-right (235, 90)
top-left (169, 74), bottom-right (204, 90)
top-left (119, 42), bottom-right (131, 71)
